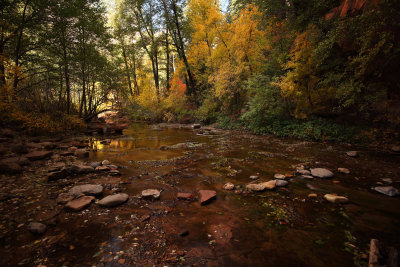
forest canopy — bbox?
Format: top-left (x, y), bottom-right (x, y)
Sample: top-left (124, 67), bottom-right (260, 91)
top-left (1, 0), bottom-right (399, 141)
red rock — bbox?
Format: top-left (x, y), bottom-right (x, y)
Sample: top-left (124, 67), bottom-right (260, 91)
top-left (177, 192), bottom-right (194, 200)
top-left (65, 196), bottom-right (94, 211)
top-left (199, 190), bottom-right (216, 205)
top-left (25, 150), bottom-right (53, 161)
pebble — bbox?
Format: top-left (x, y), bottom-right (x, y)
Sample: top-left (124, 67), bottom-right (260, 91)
top-left (346, 151), bottom-right (358, 157)
top-left (177, 192), bottom-right (194, 200)
top-left (296, 169), bottom-right (311, 175)
top-left (274, 174), bottom-right (286, 180)
top-left (98, 193), bottom-right (129, 207)
top-left (311, 168), bottom-right (334, 178)
top-left (69, 184), bottom-right (104, 196)
top-left (65, 196), bottom-right (95, 211)
top-left (223, 182), bottom-right (235, 190)
top-left (102, 160), bottom-right (110, 165)
top-left (324, 194), bottom-right (349, 204)
top-left (373, 186), bottom-right (399, 197)
top-left (261, 180), bottom-right (276, 189)
top-left (27, 222), bottom-right (47, 235)
top-left (308, 193), bottom-right (317, 198)
top-left (249, 175), bottom-right (259, 180)
top-left (141, 189), bottom-right (161, 199)
top-left (275, 180), bottom-right (288, 187)
top-left (246, 183), bottom-right (265, 191)
top-left (199, 190), bottom-right (216, 205)
top-left (338, 168), bottom-right (350, 174)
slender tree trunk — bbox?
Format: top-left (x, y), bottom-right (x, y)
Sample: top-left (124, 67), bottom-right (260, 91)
top-left (61, 29), bottom-right (71, 114)
top-left (13, 0), bottom-right (29, 90)
top-left (165, 27), bottom-right (170, 93)
top-left (121, 43), bottom-right (133, 96)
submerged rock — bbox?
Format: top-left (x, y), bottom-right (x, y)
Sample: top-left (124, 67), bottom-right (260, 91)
top-left (74, 149), bottom-right (89, 158)
top-left (0, 161), bottom-right (22, 174)
top-left (177, 192), bottom-right (194, 200)
top-left (27, 222), bottom-right (47, 235)
top-left (65, 196), bottom-right (95, 211)
top-left (56, 193), bottom-right (74, 204)
top-left (142, 189), bottom-right (161, 199)
top-left (25, 150), bottom-right (53, 161)
top-left (275, 180), bottom-right (288, 187)
top-left (223, 182), bottom-right (235, 190)
top-left (374, 186), bottom-right (399, 197)
top-left (98, 193), bottom-right (129, 207)
top-left (338, 168), bottom-right (350, 174)
top-left (199, 190), bottom-right (216, 205)
top-left (311, 168), bottom-right (334, 178)
top-left (324, 194), bottom-right (349, 204)
top-left (296, 169), bottom-right (311, 175)
top-left (69, 184), bottom-right (103, 197)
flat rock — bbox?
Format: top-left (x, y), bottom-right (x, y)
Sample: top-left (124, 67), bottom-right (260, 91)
top-left (109, 170), bottom-right (121, 176)
top-left (338, 168), bottom-right (350, 174)
top-left (199, 190), bottom-right (216, 205)
top-left (324, 194), bottom-right (349, 204)
top-left (68, 164), bottom-right (94, 174)
top-left (246, 183), bottom-right (265, 191)
top-left (301, 175), bottom-right (314, 179)
top-left (25, 150), bottom-right (53, 161)
top-left (296, 169), bottom-right (311, 175)
top-left (69, 184), bottom-right (103, 196)
top-left (374, 186), bottom-right (399, 197)
top-left (1, 157), bottom-right (29, 166)
top-left (0, 161), bottom-right (22, 174)
top-left (177, 192), bottom-right (194, 200)
top-left (141, 189), bottom-right (161, 199)
top-left (95, 165), bottom-right (110, 171)
top-left (90, 162), bottom-right (102, 168)
top-left (275, 180), bottom-right (288, 187)
top-left (27, 222), bottom-right (46, 235)
top-left (74, 149), bottom-right (89, 158)
top-left (11, 143), bottom-right (28, 154)
top-left (261, 180), bottom-right (276, 190)
top-left (346, 151), bottom-right (358, 157)
top-left (56, 193), bottom-right (74, 204)
top-left (47, 168), bottom-right (69, 181)
top-left (223, 182), bottom-right (235, 190)
top-left (274, 174), bottom-right (286, 180)
top-left (98, 193), bottom-right (129, 207)
top-left (65, 196), bottom-right (95, 211)
top-left (311, 168), bottom-right (334, 178)
top-left (381, 178), bottom-right (392, 184)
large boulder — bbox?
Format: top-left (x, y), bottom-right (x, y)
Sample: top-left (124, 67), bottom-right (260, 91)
top-left (69, 184), bottom-right (103, 197)
top-left (199, 190), bottom-right (216, 205)
top-left (65, 196), bottom-right (95, 211)
top-left (25, 150), bottom-right (53, 161)
top-left (373, 186), bottom-right (399, 197)
top-left (311, 168), bottom-right (334, 178)
top-left (98, 193), bottom-right (129, 207)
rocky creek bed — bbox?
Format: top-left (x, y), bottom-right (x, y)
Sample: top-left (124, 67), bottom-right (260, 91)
top-left (0, 123), bottom-right (399, 266)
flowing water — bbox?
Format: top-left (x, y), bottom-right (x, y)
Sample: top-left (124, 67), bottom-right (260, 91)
top-left (1, 123), bottom-right (399, 266)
